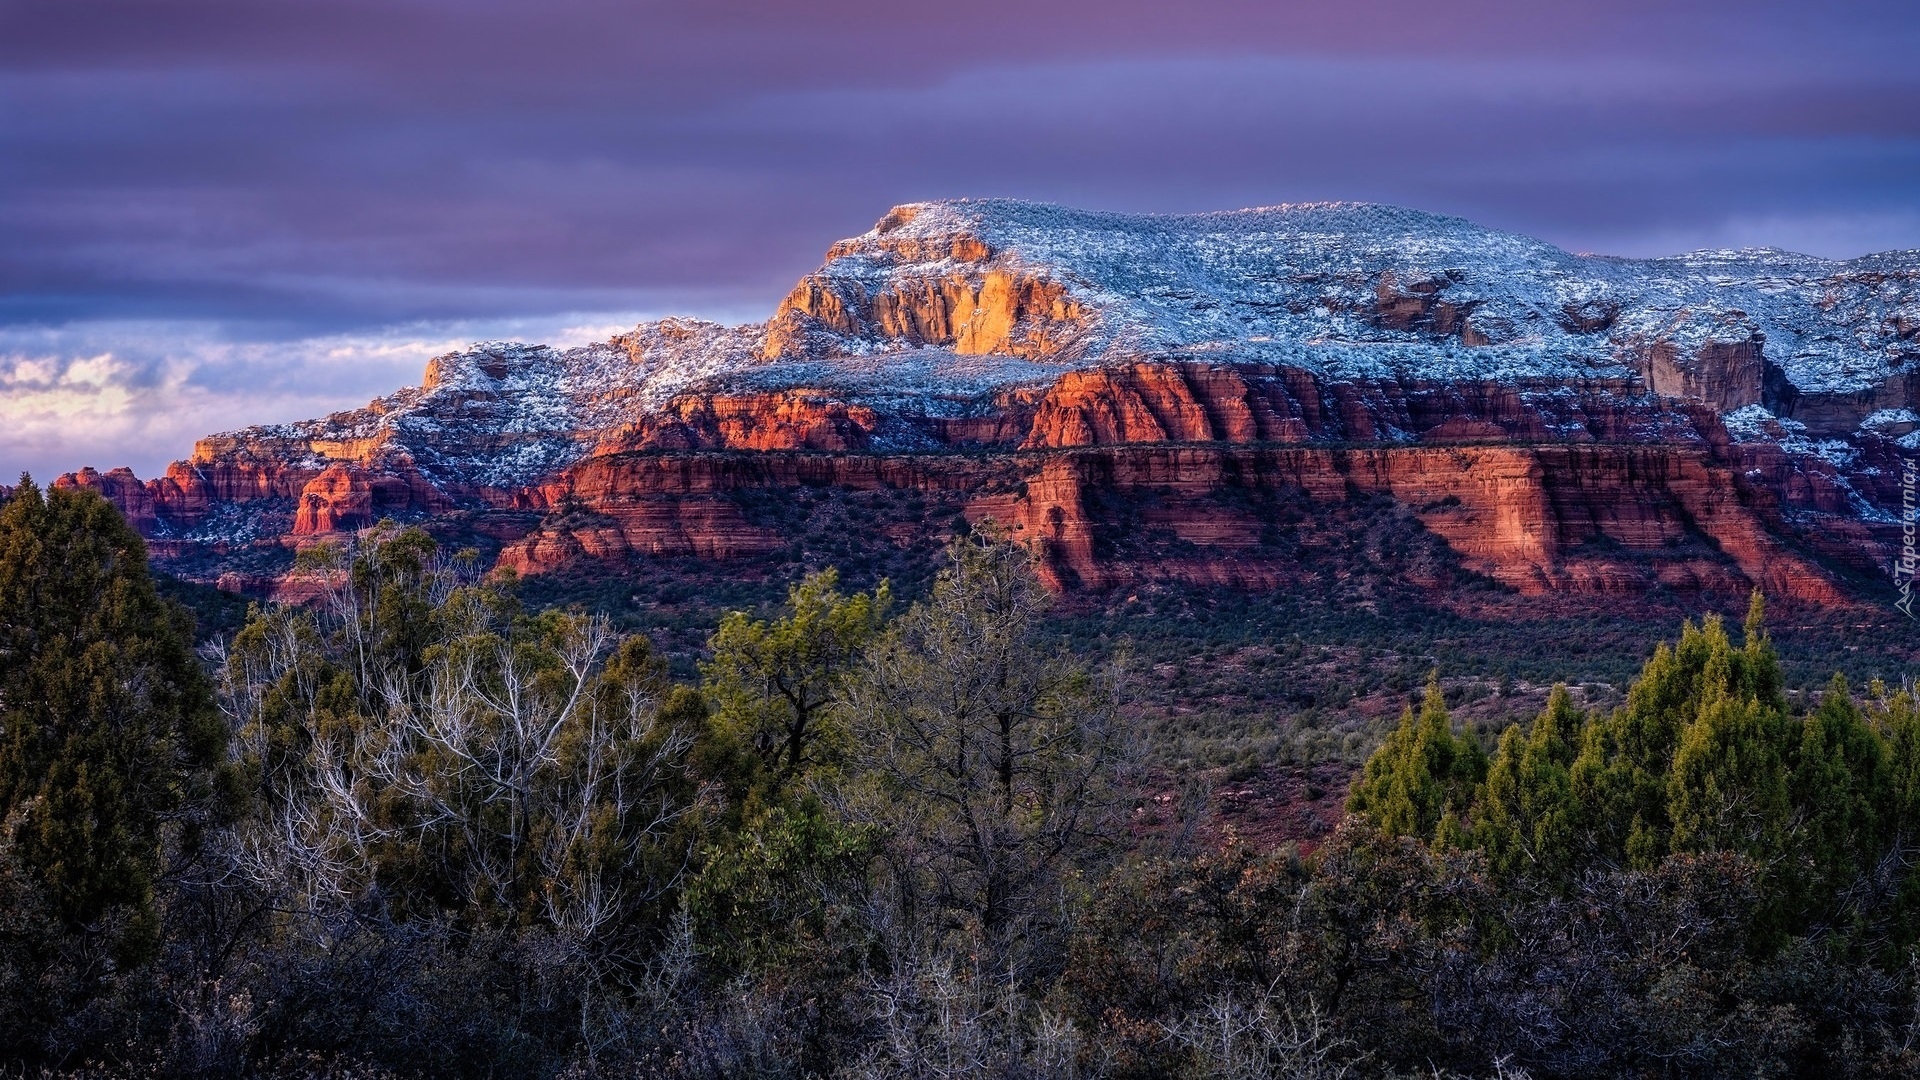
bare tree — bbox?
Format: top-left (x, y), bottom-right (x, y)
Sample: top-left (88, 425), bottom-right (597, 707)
top-left (840, 528), bottom-right (1126, 974)
top-left (844, 949), bottom-right (1085, 1080)
top-left (212, 526), bottom-right (706, 969)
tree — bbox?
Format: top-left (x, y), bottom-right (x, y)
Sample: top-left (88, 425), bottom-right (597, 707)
top-left (1472, 684), bottom-right (1584, 881)
top-left (1667, 689), bottom-right (1792, 862)
top-left (702, 568), bottom-right (890, 798)
top-left (840, 529), bottom-right (1124, 969)
top-left (0, 479), bottom-right (225, 1057)
top-left (1868, 681), bottom-right (1920, 952)
top-left (0, 479), bottom-right (223, 942)
top-left (1347, 674), bottom-right (1485, 843)
top-left (218, 524), bottom-right (706, 958)
top-left (1879, 681), bottom-right (1920, 833)
top-left (1787, 674), bottom-right (1892, 915)
top-left (1661, 597), bottom-right (1797, 870)
top-left (1571, 595), bottom-right (1788, 870)
top-left (690, 570), bottom-right (892, 983)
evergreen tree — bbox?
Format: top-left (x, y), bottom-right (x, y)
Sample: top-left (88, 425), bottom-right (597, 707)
top-left (1881, 681), bottom-right (1920, 831)
top-left (1571, 597), bottom-right (1787, 869)
top-left (1739, 589), bottom-right (1787, 705)
top-left (1789, 675), bottom-right (1892, 908)
top-left (0, 479), bottom-right (223, 949)
top-left (1348, 675), bottom-right (1486, 842)
top-left (1667, 688), bottom-right (1792, 862)
top-left (685, 570), bottom-right (889, 979)
top-left (1868, 681), bottom-right (1920, 950)
top-left (841, 529), bottom-right (1122, 969)
top-left (1473, 684), bottom-right (1584, 881)
top-left (702, 568), bottom-right (891, 799)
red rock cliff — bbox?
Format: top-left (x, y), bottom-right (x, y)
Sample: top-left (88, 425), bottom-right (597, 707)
top-left (489, 361), bottom-right (1847, 605)
top-left (50, 198), bottom-right (1920, 609)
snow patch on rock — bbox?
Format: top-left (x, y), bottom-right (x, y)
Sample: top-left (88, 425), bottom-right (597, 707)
top-left (195, 199), bottom-right (1920, 512)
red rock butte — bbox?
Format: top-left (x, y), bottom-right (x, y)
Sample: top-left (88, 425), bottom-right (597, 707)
top-left (53, 199), bottom-right (1920, 606)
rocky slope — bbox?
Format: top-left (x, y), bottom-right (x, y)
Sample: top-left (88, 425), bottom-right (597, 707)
top-left (54, 199), bottom-right (1920, 605)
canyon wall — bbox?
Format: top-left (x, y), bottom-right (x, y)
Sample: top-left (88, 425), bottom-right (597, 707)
top-left (47, 198), bottom-right (1920, 608)
top-left (50, 360), bottom-right (1864, 608)
top-left (483, 361), bottom-right (1845, 604)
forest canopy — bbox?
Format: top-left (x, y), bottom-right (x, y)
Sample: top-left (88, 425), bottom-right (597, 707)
top-left (4, 486), bottom-right (1920, 1079)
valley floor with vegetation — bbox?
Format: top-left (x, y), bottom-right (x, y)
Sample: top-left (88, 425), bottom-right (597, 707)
top-left (7, 479), bottom-right (1920, 1078)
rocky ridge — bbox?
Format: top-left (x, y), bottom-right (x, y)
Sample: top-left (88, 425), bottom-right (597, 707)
top-left (54, 199), bottom-right (1920, 605)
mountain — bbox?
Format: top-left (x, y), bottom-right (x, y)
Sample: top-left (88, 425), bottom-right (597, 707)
top-left (55, 199), bottom-right (1920, 605)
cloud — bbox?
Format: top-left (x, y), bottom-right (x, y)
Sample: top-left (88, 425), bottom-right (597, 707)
top-left (0, 310), bottom-right (721, 482)
top-left (4, 28), bottom-right (1916, 333)
top-left (0, 0), bottom-right (1916, 475)
top-left (4, 6), bottom-right (1917, 300)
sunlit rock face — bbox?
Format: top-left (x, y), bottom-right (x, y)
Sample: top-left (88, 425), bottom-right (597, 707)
top-left (55, 199), bottom-right (1920, 604)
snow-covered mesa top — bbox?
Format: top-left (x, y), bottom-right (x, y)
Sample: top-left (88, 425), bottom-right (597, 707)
top-left (816, 199), bottom-right (1918, 391)
top-left (220, 199), bottom-right (1920, 488)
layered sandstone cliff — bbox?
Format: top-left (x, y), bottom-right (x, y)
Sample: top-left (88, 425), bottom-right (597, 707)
top-left (51, 199), bottom-right (1920, 605)
top-left (488, 365), bottom-right (1844, 604)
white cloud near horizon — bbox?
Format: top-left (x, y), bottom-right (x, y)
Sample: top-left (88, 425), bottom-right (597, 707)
top-left (0, 310), bottom-right (755, 484)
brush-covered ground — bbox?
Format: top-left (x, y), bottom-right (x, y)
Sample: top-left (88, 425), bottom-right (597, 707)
top-left (162, 484), bottom-right (1920, 853)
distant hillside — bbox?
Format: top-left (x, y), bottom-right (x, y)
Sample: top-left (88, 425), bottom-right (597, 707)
top-left (56, 198), bottom-right (1920, 608)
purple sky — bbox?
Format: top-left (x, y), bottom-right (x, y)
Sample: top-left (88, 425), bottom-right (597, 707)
top-left (3, 0), bottom-right (1918, 480)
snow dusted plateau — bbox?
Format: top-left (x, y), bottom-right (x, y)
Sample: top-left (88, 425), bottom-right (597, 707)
top-left (51, 199), bottom-right (1920, 600)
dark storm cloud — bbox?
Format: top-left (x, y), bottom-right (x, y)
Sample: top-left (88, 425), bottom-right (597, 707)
top-left (2, 1), bottom-right (1919, 483)
top-left (4, 0), bottom-right (1918, 332)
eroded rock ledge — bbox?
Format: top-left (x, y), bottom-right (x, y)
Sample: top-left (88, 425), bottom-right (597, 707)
top-left (52, 198), bottom-right (1920, 605)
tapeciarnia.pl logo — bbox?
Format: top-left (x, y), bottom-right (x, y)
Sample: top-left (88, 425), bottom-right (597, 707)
top-left (1900, 458), bottom-right (1917, 619)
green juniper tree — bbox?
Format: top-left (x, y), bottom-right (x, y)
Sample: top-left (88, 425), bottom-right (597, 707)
top-left (1569, 593), bottom-right (1788, 869)
top-left (0, 478), bottom-right (225, 938)
top-left (1788, 673), bottom-right (1893, 916)
top-left (0, 478), bottom-right (225, 1056)
top-left (1879, 681), bottom-right (1920, 832)
top-left (687, 569), bottom-right (891, 976)
top-left (1346, 674), bottom-right (1485, 843)
top-left (701, 567), bottom-right (891, 800)
top-left (1666, 687), bottom-right (1793, 863)
top-left (1472, 683), bottom-right (1584, 881)
top-left (1364, 593), bottom-right (1919, 941)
